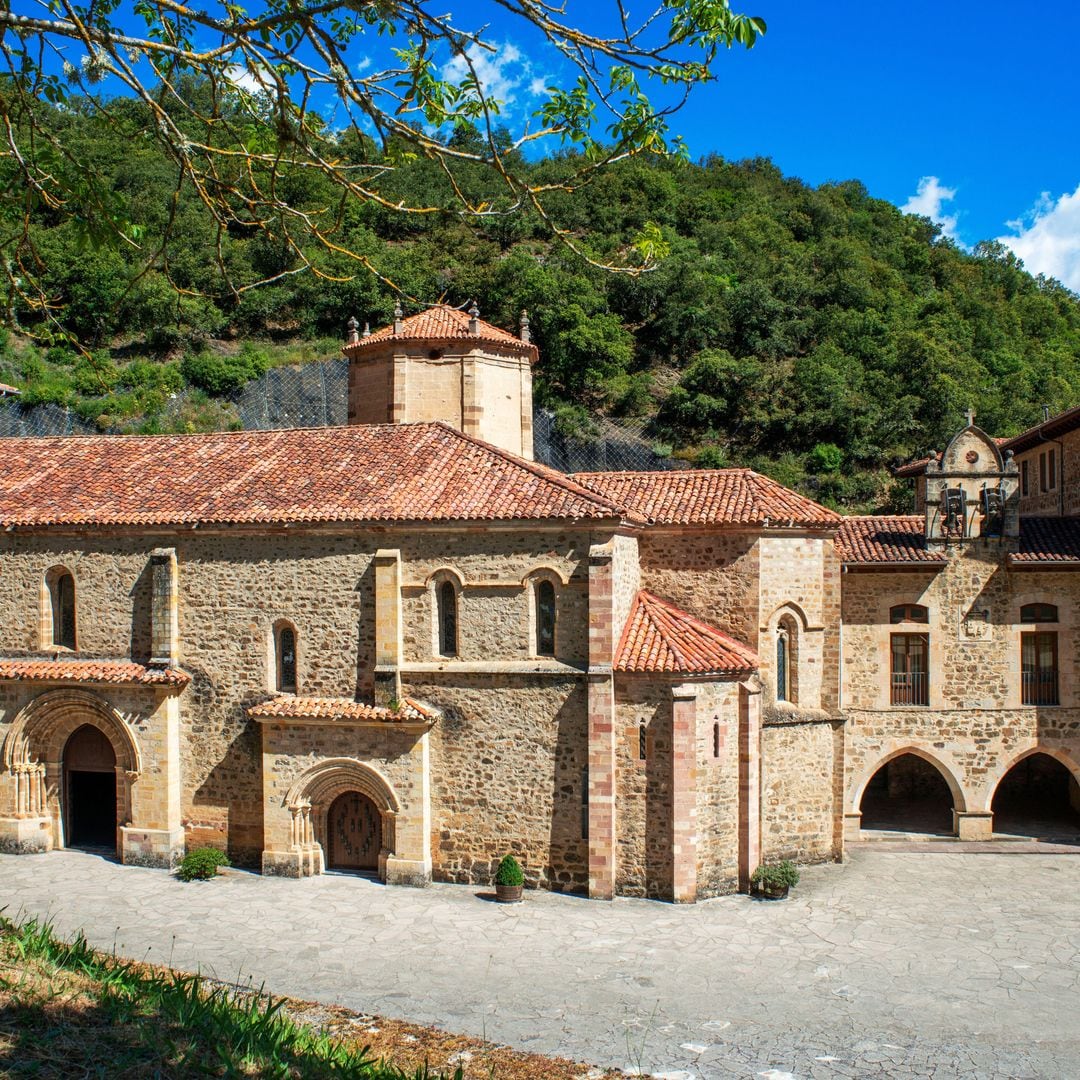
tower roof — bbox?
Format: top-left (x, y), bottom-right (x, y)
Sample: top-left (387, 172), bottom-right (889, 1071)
top-left (343, 304), bottom-right (537, 360)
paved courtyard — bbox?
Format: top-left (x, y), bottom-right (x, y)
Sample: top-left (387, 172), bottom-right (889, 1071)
top-left (1, 848), bottom-right (1078, 1079)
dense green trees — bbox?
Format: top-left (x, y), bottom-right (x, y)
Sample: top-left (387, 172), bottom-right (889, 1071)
top-left (2, 97), bottom-right (1079, 512)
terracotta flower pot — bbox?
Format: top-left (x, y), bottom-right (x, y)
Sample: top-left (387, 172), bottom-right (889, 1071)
top-left (495, 883), bottom-right (523, 903)
top-left (757, 883), bottom-right (789, 900)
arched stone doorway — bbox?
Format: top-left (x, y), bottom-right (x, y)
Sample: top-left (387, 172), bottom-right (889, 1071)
top-left (860, 753), bottom-right (957, 837)
top-left (992, 753), bottom-right (1080, 842)
top-left (327, 790), bottom-right (382, 872)
top-left (63, 725), bottom-right (118, 852)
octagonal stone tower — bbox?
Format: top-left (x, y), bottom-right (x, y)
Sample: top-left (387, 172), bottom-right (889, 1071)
top-left (343, 302), bottom-right (538, 460)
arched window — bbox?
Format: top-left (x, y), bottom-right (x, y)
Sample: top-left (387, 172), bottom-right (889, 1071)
top-left (638, 721), bottom-right (647, 761)
top-left (47, 568), bottom-right (76, 650)
top-left (535, 579), bottom-right (557, 656)
top-left (712, 721), bottom-right (721, 759)
top-left (776, 630), bottom-right (789, 702)
top-left (890, 604), bottom-right (929, 624)
top-left (1020, 603), bottom-right (1058, 623)
top-left (438, 579), bottom-right (458, 657)
top-left (276, 624), bottom-right (297, 694)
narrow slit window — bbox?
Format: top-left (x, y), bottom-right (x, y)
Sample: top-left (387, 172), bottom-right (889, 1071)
top-left (581, 766), bottom-right (589, 840)
top-left (638, 722), bottom-right (647, 761)
top-left (536, 579), bottom-right (556, 656)
top-left (776, 631), bottom-right (788, 702)
top-left (712, 721), bottom-right (721, 759)
top-left (438, 580), bottom-right (458, 657)
top-left (277, 626), bottom-right (297, 693)
top-left (51, 571), bottom-right (76, 650)
top-left (1021, 459), bottom-right (1029, 497)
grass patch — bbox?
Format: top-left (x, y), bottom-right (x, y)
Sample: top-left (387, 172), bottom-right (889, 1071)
top-left (0, 915), bottom-right (618, 1079)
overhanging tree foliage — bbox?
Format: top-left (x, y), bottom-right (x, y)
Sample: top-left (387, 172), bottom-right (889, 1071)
top-left (0, 0), bottom-right (764, 335)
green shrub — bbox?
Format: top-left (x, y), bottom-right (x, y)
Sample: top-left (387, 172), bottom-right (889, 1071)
top-left (750, 860), bottom-right (799, 891)
top-left (176, 847), bottom-right (230, 882)
top-left (180, 347), bottom-right (269, 396)
top-left (494, 854), bottom-right (524, 887)
top-left (695, 444), bottom-right (729, 469)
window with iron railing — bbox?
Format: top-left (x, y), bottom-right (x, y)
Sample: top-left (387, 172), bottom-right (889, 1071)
top-left (1021, 631), bottom-right (1059, 706)
top-left (890, 633), bottom-right (929, 706)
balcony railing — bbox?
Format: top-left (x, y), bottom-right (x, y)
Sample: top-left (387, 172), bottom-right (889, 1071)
top-left (890, 672), bottom-right (928, 706)
top-left (1022, 670), bottom-right (1059, 706)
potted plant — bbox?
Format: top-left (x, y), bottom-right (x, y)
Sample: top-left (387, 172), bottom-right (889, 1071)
top-left (494, 854), bottom-right (524, 902)
top-left (750, 860), bottom-right (799, 900)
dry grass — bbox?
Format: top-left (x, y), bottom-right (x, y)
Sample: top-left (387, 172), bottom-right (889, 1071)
top-left (0, 918), bottom-right (622, 1079)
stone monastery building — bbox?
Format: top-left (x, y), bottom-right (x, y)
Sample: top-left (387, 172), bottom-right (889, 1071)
top-left (0, 303), bottom-right (1078, 901)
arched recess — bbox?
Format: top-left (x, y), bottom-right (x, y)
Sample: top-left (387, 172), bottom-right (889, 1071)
top-left (2, 689), bottom-right (141, 851)
top-left (767, 603), bottom-right (808, 706)
top-left (523, 567), bottom-right (563, 658)
top-left (988, 747), bottom-right (1080, 840)
top-left (426, 567), bottom-right (464, 658)
top-left (285, 758), bottom-right (401, 874)
top-left (41, 565), bottom-right (78, 651)
top-left (853, 746), bottom-right (967, 837)
top-left (269, 618), bottom-right (300, 694)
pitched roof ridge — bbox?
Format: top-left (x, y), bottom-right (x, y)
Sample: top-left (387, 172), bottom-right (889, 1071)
top-left (429, 421), bottom-right (635, 521)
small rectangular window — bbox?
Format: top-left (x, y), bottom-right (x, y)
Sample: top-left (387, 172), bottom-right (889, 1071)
top-left (1021, 631), bottom-right (1058, 706)
top-left (1021, 459), bottom-right (1029, 497)
top-left (1040, 451), bottom-right (1048, 493)
top-left (1049, 448), bottom-right (1057, 490)
top-left (890, 633), bottom-right (929, 706)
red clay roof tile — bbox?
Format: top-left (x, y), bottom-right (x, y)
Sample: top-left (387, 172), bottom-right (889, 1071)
top-left (614, 590), bottom-right (759, 676)
top-left (248, 696), bottom-right (431, 722)
top-left (0, 422), bottom-right (628, 528)
top-left (0, 660), bottom-right (188, 686)
top-left (835, 516), bottom-right (944, 565)
top-left (572, 469), bottom-right (840, 528)
top-left (344, 305), bottom-right (537, 360)
top-left (1013, 517), bottom-right (1080, 563)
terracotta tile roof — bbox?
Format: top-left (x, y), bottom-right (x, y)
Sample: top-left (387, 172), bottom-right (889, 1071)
top-left (344, 304), bottom-right (537, 360)
top-left (614, 590), bottom-right (759, 677)
top-left (835, 516), bottom-right (945, 566)
top-left (1002, 406), bottom-right (1080, 455)
top-left (0, 383), bottom-right (20, 396)
top-left (572, 469), bottom-right (840, 529)
top-left (0, 422), bottom-right (629, 528)
top-left (248, 696), bottom-right (432, 723)
top-left (0, 659), bottom-right (189, 686)
top-left (1013, 517), bottom-right (1080, 563)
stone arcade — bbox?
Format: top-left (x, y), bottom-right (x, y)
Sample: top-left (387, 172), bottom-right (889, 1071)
top-left (0, 304), bottom-right (1077, 900)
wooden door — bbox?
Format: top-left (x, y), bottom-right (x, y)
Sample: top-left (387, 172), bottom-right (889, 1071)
top-left (327, 791), bottom-right (381, 871)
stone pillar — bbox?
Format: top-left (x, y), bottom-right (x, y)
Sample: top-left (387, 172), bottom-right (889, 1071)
top-left (149, 547), bottom-right (179, 667)
top-left (671, 684), bottom-right (698, 903)
top-left (843, 811), bottom-right (862, 842)
top-left (462, 354), bottom-right (481, 440)
top-left (519, 357), bottom-right (534, 460)
top-left (738, 678), bottom-right (762, 892)
top-left (587, 539), bottom-right (617, 900)
top-left (385, 727), bottom-right (433, 886)
top-left (374, 549), bottom-right (402, 706)
top-left (955, 810), bottom-right (994, 840)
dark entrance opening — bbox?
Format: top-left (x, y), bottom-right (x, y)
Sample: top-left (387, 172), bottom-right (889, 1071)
top-left (327, 791), bottom-right (381, 872)
top-left (860, 753), bottom-right (954, 836)
top-left (992, 754), bottom-right (1080, 842)
top-left (63, 725), bottom-right (117, 852)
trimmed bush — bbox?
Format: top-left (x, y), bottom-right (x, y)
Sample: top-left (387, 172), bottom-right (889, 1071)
top-left (751, 860), bottom-right (800, 891)
top-left (494, 854), bottom-right (524, 887)
top-left (177, 847), bottom-right (230, 882)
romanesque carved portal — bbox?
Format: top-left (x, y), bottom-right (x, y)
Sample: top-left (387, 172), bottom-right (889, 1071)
top-left (328, 791), bottom-right (381, 871)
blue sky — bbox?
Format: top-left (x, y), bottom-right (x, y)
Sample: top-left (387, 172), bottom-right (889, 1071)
top-left (424, 0), bottom-right (1080, 289)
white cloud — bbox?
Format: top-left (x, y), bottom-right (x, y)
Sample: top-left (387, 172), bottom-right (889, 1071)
top-left (224, 63), bottom-right (272, 95)
top-left (998, 185), bottom-right (1080, 293)
top-left (528, 75), bottom-right (548, 97)
top-left (900, 176), bottom-right (961, 244)
top-left (355, 56), bottom-right (372, 74)
top-left (439, 40), bottom-right (543, 114)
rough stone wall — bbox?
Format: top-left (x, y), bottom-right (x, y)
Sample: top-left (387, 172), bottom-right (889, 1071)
top-left (761, 717), bottom-right (843, 865)
top-left (614, 678), bottom-right (673, 899)
top-left (692, 680), bottom-right (741, 897)
top-left (636, 530), bottom-right (759, 646)
top-left (842, 550), bottom-right (1080, 816)
top-left (611, 533), bottom-right (641, 651)
top-left (1014, 427), bottom-right (1080, 517)
top-left (398, 530), bottom-right (590, 664)
top-left (406, 674), bottom-right (589, 891)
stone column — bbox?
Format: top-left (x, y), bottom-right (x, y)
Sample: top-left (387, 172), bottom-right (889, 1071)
top-left (738, 678), bottom-right (762, 892)
top-left (519, 357), bottom-right (534, 460)
top-left (587, 539), bottom-right (617, 900)
top-left (150, 547), bottom-right (179, 667)
top-left (671, 684), bottom-right (698, 903)
top-left (374, 549), bottom-right (402, 706)
top-left (461, 353), bottom-right (481, 440)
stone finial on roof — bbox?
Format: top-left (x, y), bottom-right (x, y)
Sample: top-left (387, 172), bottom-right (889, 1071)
top-left (362, 322), bottom-right (370, 338)
top-left (468, 300), bottom-right (480, 336)
top-left (519, 309), bottom-right (531, 344)
top-left (393, 301), bottom-right (403, 335)
top-left (346, 315), bottom-right (360, 345)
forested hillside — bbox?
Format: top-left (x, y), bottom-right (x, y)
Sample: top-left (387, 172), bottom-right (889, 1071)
top-left (4, 91), bottom-right (1080, 511)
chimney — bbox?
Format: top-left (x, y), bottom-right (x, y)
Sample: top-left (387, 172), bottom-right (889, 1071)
top-left (346, 315), bottom-right (360, 346)
top-left (393, 301), bottom-right (403, 335)
top-left (519, 309), bottom-right (531, 344)
top-left (1043, 403), bottom-right (1051, 422)
top-left (362, 322), bottom-right (370, 338)
top-left (468, 301), bottom-right (480, 336)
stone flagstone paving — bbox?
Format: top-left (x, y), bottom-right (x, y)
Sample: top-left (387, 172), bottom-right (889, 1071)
top-left (1, 848), bottom-right (1078, 1078)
